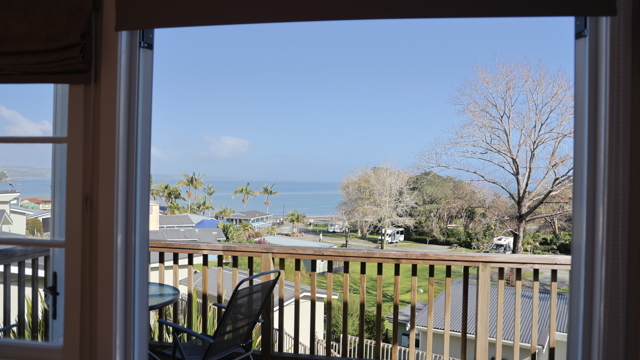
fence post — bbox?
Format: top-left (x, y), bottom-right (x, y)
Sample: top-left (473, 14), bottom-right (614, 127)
top-left (474, 263), bottom-right (491, 360)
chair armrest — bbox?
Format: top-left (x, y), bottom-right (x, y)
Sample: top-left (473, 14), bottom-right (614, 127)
top-left (158, 319), bottom-right (213, 343)
top-left (0, 324), bottom-right (17, 332)
top-left (212, 303), bottom-right (227, 310)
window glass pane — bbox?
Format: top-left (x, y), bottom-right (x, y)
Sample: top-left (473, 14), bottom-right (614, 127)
top-left (0, 85), bottom-right (58, 138)
top-left (0, 246), bottom-right (57, 343)
top-left (0, 144), bottom-right (65, 240)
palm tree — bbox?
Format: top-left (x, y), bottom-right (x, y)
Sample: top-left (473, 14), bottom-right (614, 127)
top-left (192, 199), bottom-right (214, 215)
top-left (165, 185), bottom-right (185, 205)
top-left (165, 202), bottom-right (185, 215)
top-left (215, 206), bottom-right (235, 220)
top-left (232, 182), bottom-right (256, 211)
top-left (177, 172), bottom-right (205, 213)
top-left (150, 178), bottom-right (162, 201)
top-left (257, 183), bottom-right (279, 213)
top-left (286, 210), bottom-right (306, 234)
top-left (202, 184), bottom-right (217, 216)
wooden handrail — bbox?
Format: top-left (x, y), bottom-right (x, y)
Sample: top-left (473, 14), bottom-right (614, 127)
top-left (149, 241), bottom-right (571, 269)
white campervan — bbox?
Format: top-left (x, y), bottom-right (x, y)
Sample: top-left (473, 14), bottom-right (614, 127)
top-left (379, 227), bottom-right (405, 244)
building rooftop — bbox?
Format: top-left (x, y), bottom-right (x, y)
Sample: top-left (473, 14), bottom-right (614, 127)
top-left (226, 210), bottom-right (272, 220)
top-left (387, 281), bottom-right (569, 349)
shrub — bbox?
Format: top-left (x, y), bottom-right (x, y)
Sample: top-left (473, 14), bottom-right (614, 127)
top-left (26, 218), bottom-right (43, 236)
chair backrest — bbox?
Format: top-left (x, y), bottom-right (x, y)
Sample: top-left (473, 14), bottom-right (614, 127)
top-left (205, 269), bottom-right (280, 359)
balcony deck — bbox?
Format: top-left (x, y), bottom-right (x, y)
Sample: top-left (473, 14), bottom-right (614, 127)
top-left (148, 241), bottom-right (570, 360)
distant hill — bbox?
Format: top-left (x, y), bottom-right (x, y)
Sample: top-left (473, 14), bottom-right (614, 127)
top-left (0, 166), bottom-right (51, 178)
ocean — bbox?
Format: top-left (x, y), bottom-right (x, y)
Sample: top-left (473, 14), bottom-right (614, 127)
top-left (3, 177), bottom-right (342, 217)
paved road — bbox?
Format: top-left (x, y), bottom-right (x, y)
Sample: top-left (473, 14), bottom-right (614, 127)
top-left (276, 223), bottom-right (571, 290)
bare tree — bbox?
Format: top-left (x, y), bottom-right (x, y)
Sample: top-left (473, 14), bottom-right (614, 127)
top-left (339, 161), bottom-right (416, 249)
top-left (416, 59), bottom-right (573, 253)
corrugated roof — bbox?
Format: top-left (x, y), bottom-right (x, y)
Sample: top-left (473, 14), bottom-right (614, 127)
top-left (159, 214), bottom-right (194, 226)
top-left (182, 267), bottom-right (338, 306)
top-left (389, 282), bottom-right (569, 349)
top-left (149, 228), bottom-right (225, 242)
top-left (226, 210), bottom-right (271, 220)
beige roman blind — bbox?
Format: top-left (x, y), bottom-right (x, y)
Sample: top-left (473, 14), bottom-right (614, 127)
top-left (0, 1), bottom-right (94, 84)
top-left (115, 0), bottom-right (616, 31)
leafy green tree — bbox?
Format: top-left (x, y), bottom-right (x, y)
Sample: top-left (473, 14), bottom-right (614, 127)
top-left (0, 171), bottom-right (9, 181)
top-left (26, 218), bottom-right (43, 236)
top-left (232, 182), bottom-right (256, 211)
top-left (218, 221), bottom-right (241, 242)
top-left (257, 183), bottom-right (279, 213)
top-left (286, 210), bottom-right (306, 233)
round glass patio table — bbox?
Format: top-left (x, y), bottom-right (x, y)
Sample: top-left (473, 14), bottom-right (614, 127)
top-left (148, 282), bottom-right (180, 310)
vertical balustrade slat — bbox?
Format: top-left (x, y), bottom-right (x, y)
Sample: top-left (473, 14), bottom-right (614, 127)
top-left (172, 253), bottom-right (179, 323)
top-left (278, 258), bottom-right (285, 353)
top-left (409, 264), bottom-right (418, 360)
top-left (261, 253), bottom-right (274, 356)
top-left (358, 262), bottom-right (367, 358)
top-left (310, 260), bottom-right (317, 355)
top-left (443, 265), bottom-right (451, 360)
top-left (549, 269), bottom-right (558, 360)
top-left (187, 254), bottom-right (194, 338)
top-left (461, 266), bottom-right (469, 360)
top-left (3, 263), bottom-right (11, 338)
top-left (426, 265), bottom-right (435, 360)
top-left (294, 258), bottom-right (301, 354)
top-left (341, 261), bottom-right (350, 358)
top-left (475, 263), bottom-right (491, 360)
top-left (496, 268), bottom-right (505, 360)
top-left (392, 263), bottom-right (400, 360)
top-left (248, 257), bottom-right (254, 285)
top-left (202, 254), bottom-right (209, 335)
top-left (43, 255), bottom-right (49, 341)
top-left (531, 269), bottom-right (540, 360)
top-left (217, 255), bottom-right (224, 323)
top-left (232, 256), bottom-right (239, 288)
top-left (513, 268), bottom-right (522, 360)
top-left (375, 263), bottom-right (383, 360)
top-left (158, 252), bottom-right (165, 342)
top-left (326, 260), bottom-right (333, 357)
top-left (18, 260), bottom-right (26, 338)
top-left (30, 257), bottom-right (39, 340)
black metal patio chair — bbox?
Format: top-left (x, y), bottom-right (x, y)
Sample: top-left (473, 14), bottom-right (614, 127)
top-left (155, 269), bottom-right (280, 360)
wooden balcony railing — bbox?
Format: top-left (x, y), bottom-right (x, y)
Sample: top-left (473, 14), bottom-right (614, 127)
top-left (0, 246), bottom-right (50, 341)
top-left (149, 241), bottom-right (570, 360)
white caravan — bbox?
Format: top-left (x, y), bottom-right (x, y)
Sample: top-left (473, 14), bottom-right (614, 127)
top-left (379, 227), bottom-right (405, 244)
top-left (491, 236), bottom-right (513, 254)
top-left (328, 221), bottom-right (346, 233)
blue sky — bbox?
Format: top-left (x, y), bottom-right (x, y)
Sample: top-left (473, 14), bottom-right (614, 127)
top-left (0, 17), bottom-right (574, 183)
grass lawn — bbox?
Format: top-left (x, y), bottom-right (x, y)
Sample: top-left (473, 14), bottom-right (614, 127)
top-left (316, 263), bottom-right (476, 317)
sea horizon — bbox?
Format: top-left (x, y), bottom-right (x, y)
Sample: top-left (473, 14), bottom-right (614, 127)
top-left (2, 177), bottom-right (342, 217)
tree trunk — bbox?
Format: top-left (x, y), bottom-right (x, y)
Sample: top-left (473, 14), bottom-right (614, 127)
top-left (513, 219), bottom-right (527, 254)
top-left (380, 226), bottom-right (386, 249)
